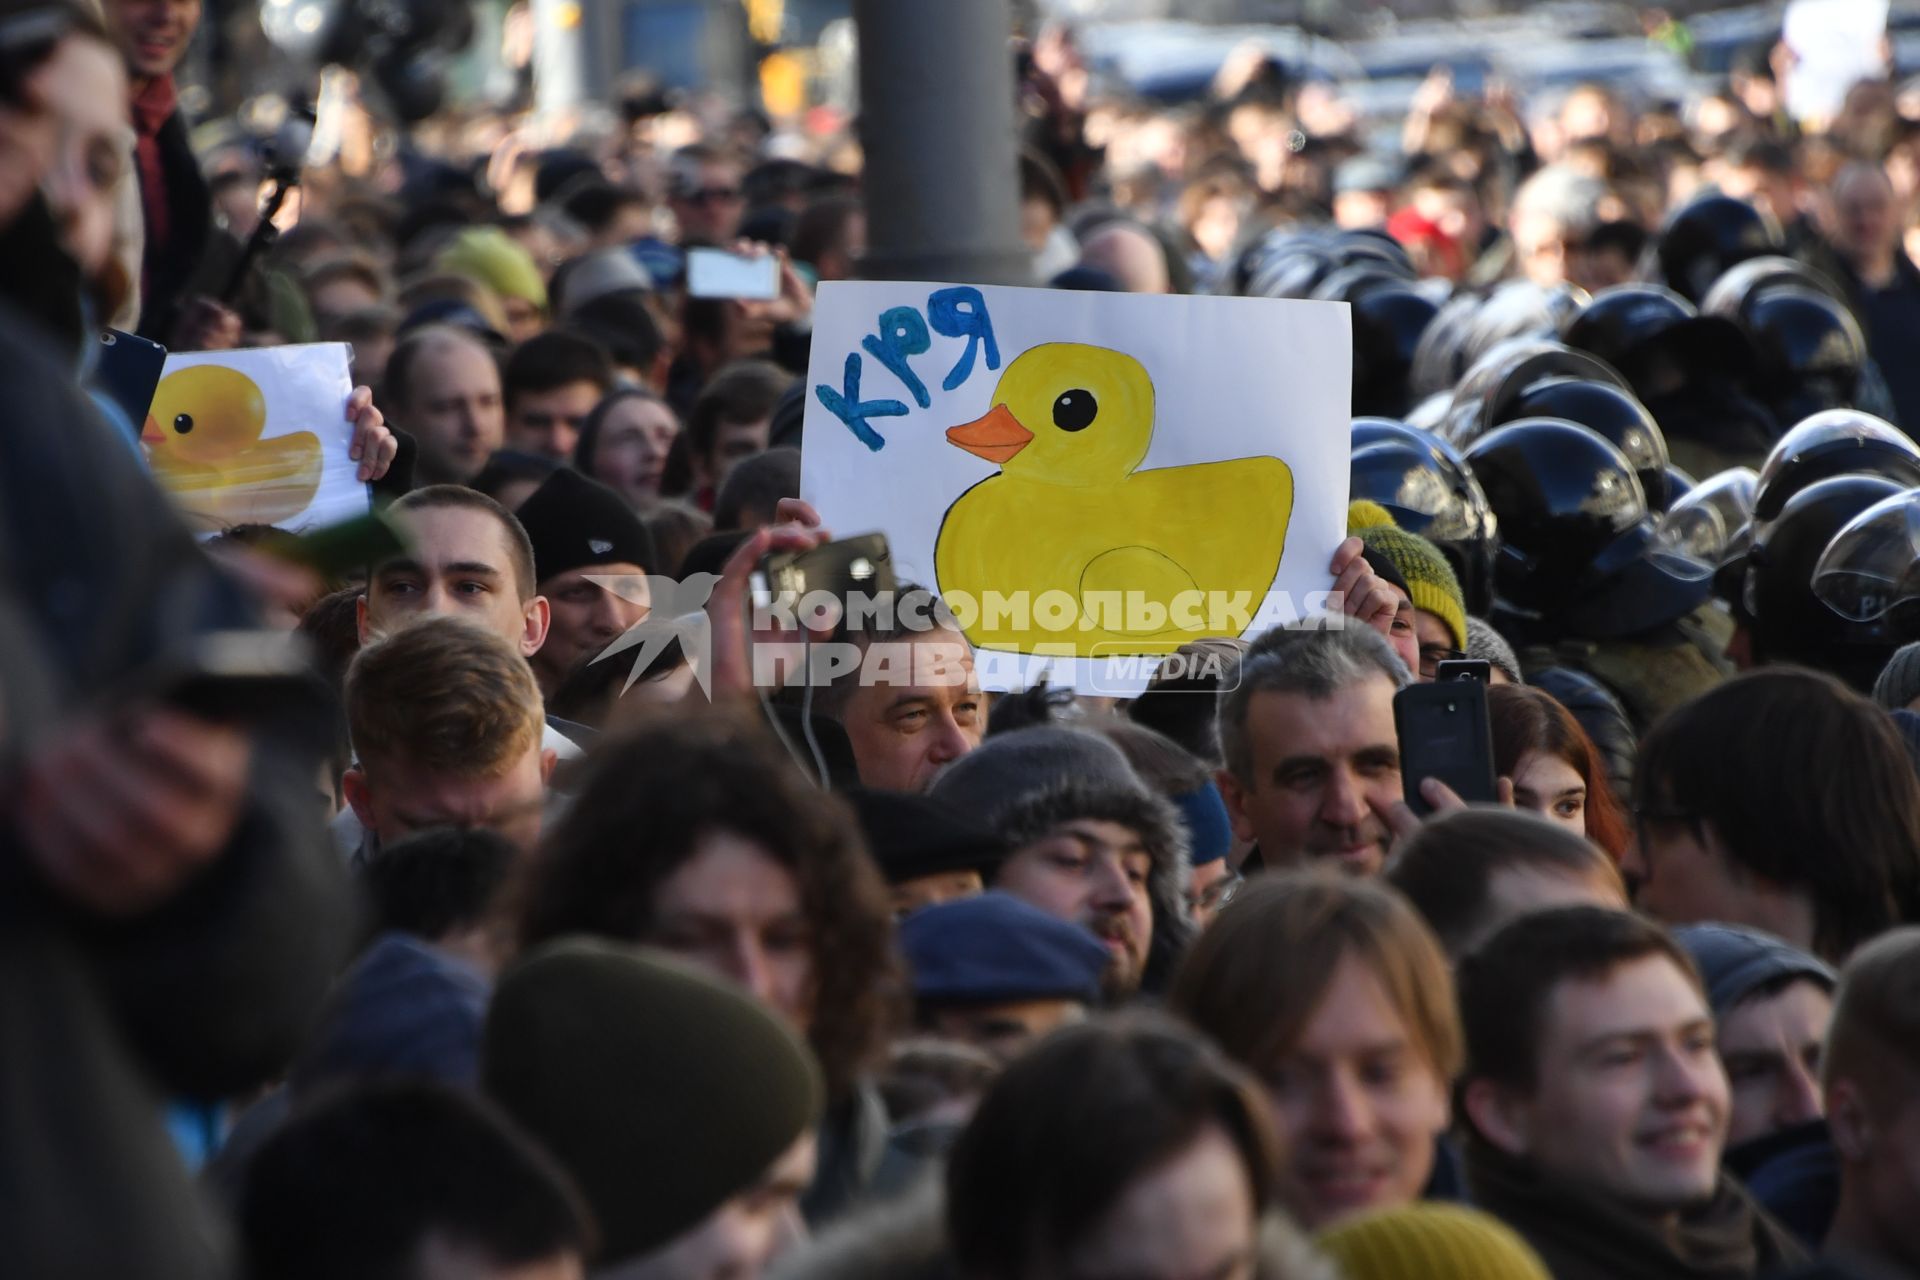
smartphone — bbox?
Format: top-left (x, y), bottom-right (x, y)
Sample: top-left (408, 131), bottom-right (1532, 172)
top-left (98, 329), bottom-right (168, 432)
top-left (751, 533), bottom-right (896, 613)
top-left (1435, 658), bottom-right (1491, 683)
top-left (1394, 680), bottom-right (1498, 818)
top-left (686, 247), bottom-right (781, 301)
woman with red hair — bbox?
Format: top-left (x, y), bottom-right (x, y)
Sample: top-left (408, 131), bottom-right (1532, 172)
top-left (1487, 684), bottom-right (1629, 858)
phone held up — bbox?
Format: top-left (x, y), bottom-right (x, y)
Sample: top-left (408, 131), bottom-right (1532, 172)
top-left (750, 533), bottom-right (896, 622)
top-left (1393, 677), bottom-right (1499, 818)
top-left (685, 247), bottom-right (781, 301)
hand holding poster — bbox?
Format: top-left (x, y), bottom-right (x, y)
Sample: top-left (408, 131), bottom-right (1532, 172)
top-left (800, 282), bottom-right (1352, 695)
top-left (141, 343), bottom-right (369, 534)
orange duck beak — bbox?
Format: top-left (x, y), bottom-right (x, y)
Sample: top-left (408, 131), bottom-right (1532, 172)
top-left (141, 415), bottom-right (164, 445)
top-left (946, 403), bottom-right (1033, 464)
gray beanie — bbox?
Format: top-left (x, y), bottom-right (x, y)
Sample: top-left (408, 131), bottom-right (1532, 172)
top-left (931, 726), bottom-right (1144, 831)
top-left (1466, 616), bottom-right (1524, 685)
top-left (1672, 923), bottom-right (1836, 1019)
top-left (1872, 640), bottom-right (1920, 711)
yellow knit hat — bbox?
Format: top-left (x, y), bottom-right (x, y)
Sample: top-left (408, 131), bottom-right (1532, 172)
top-left (1347, 500), bottom-right (1468, 650)
top-left (1316, 1204), bottom-right (1551, 1280)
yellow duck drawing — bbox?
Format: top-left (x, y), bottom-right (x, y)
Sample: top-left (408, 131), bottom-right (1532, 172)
top-left (143, 365), bottom-right (323, 531)
top-left (934, 342), bottom-right (1293, 657)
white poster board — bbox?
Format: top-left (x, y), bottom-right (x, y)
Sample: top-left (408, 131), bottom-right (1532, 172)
top-left (800, 282), bottom-right (1351, 696)
top-left (1783, 0), bottom-right (1889, 125)
top-left (143, 343), bottom-right (366, 534)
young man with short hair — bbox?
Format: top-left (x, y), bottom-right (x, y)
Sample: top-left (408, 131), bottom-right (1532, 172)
top-left (360, 485), bottom-right (549, 659)
top-left (1387, 808), bottom-right (1627, 962)
top-left (502, 330), bottom-right (615, 462)
top-left (1457, 906), bottom-right (1804, 1279)
top-left (343, 618), bottom-right (557, 861)
top-left (1821, 926), bottom-right (1920, 1278)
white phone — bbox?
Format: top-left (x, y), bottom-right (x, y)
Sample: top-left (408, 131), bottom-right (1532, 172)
top-left (686, 248), bottom-right (781, 301)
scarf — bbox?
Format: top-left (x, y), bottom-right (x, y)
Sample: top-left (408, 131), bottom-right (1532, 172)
top-left (129, 76), bottom-right (176, 268)
top-left (1465, 1136), bottom-right (1806, 1280)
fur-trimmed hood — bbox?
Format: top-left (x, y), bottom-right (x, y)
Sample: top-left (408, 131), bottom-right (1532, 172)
top-left (990, 779), bottom-right (1194, 996)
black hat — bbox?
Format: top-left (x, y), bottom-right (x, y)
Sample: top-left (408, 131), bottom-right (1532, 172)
top-left (516, 468), bottom-right (658, 585)
top-left (847, 788), bottom-right (1007, 886)
top-left (1672, 923), bottom-right (1834, 1019)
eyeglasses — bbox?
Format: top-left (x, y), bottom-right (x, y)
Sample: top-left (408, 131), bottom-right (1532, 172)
top-left (1189, 870), bottom-right (1244, 916)
top-left (1417, 645), bottom-right (1465, 678)
top-left (683, 186), bottom-right (742, 205)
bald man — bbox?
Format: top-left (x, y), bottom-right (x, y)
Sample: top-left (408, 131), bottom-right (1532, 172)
top-left (1077, 221), bottom-right (1171, 294)
top-left (385, 326), bottom-right (507, 488)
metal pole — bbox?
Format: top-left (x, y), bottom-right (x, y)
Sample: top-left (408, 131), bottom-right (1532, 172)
top-left (853, 0), bottom-right (1033, 286)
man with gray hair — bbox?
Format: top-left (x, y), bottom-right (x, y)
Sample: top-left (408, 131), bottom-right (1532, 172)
top-left (1216, 621), bottom-right (1411, 876)
top-left (1508, 165), bottom-right (1609, 290)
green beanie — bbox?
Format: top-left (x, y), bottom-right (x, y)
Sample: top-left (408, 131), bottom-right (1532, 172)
top-left (1348, 500), bottom-right (1468, 650)
top-left (436, 227), bottom-right (548, 310)
top-left (1317, 1204), bottom-right (1551, 1280)
top-left (482, 940), bottom-right (822, 1267)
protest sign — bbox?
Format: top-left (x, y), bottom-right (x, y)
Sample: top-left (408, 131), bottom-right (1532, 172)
top-left (141, 343), bottom-right (366, 534)
top-left (800, 282), bottom-right (1352, 695)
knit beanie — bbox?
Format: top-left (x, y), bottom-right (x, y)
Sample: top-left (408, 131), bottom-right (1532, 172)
top-left (482, 940), bottom-right (822, 1268)
top-left (1872, 640), bottom-right (1920, 711)
top-left (1316, 1203), bottom-right (1552, 1280)
top-left (435, 227), bottom-right (548, 311)
top-left (1349, 500), bottom-right (1468, 649)
top-left (1671, 923), bottom-right (1835, 1019)
top-left (929, 726), bottom-right (1144, 832)
top-left (847, 787), bottom-right (1007, 885)
top-left (1466, 615), bottom-right (1524, 685)
top-left (517, 467), bottom-right (658, 584)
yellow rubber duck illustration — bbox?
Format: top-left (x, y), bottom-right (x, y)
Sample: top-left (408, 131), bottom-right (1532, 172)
top-left (143, 364), bottom-right (323, 531)
top-left (934, 342), bottom-right (1293, 656)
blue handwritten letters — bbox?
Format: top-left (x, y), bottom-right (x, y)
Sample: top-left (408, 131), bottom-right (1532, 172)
top-left (815, 286), bottom-right (998, 451)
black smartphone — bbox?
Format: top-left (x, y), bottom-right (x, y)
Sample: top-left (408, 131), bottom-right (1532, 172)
top-left (1435, 658), bottom-right (1491, 683)
top-left (751, 532), bottom-right (896, 611)
top-left (1394, 680), bottom-right (1498, 818)
top-left (97, 329), bottom-right (168, 431)
top-left (121, 631), bottom-right (334, 746)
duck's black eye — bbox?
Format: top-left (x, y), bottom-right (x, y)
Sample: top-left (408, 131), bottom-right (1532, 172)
top-left (173, 414), bottom-right (194, 434)
top-left (1052, 389), bottom-right (1096, 432)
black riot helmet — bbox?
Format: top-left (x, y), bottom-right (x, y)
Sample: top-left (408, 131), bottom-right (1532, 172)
top-left (1314, 271), bottom-right (1437, 419)
top-left (1742, 474), bottom-right (1906, 692)
top-left (1701, 253), bottom-right (1851, 314)
top-left (1439, 338), bottom-right (1629, 448)
top-left (1465, 418), bottom-right (1712, 639)
top-left (1409, 291), bottom-right (1483, 401)
top-left (1493, 377), bottom-right (1671, 511)
top-left (1751, 410), bottom-right (1920, 523)
top-left (1561, 284), bottom-right (1756, 403)
top-left (1813, 487), bottom-right (1920, 650)
top-left (1733, 287), bottom-right (1870, 427)
top-left (1349, 417), bottom-right (1499, 613)
top-left (1653, 193), bottom-right (1786, 304)
top-left (1664, 464), bottom-right (1698, 510)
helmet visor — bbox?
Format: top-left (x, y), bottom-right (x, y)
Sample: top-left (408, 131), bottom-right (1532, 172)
top-left (1813, 489), bottom-right (1920, 622)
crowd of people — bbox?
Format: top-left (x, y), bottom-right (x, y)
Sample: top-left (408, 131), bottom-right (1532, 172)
top-left (11, 0), bottom-right (1920, 1276)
